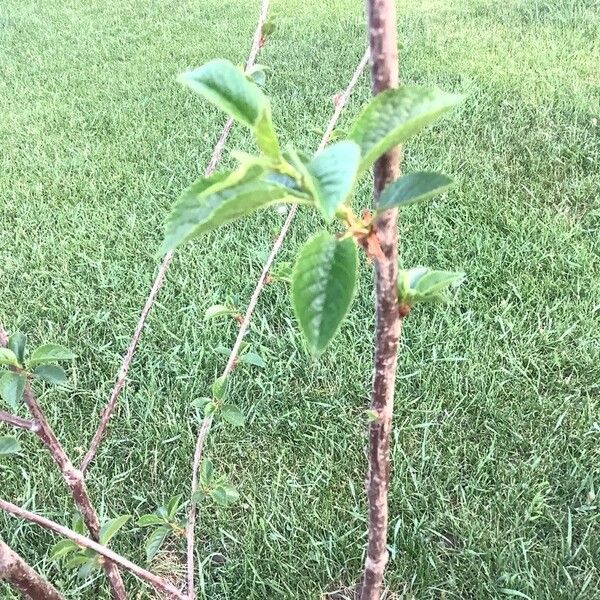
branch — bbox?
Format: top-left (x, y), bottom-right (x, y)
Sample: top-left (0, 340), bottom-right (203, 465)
top-left (184, 44), bottom-right (370, 600)
top-left (361, 2), bottom-right (401, 599)
top-left (0, 410), bottom-right (38, 433)
top-left (0, 537), bottom-right (65, 600)
top-left (0, 323), bottom-right (126, 600)
top-left (79, 0), bottom-right (272, 477)
top-left (0, 499), bottom-right (186, 600)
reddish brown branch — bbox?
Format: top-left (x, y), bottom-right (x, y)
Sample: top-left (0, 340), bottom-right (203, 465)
top-left (0, 410), bottom-right (38, 432)
top-left (0, 324), bottom-right (126, 599)
top-left (184, 45), bottom-right (370, 600)
top-left (0, 500), bottom-right (186, 600)
top-left (0, 537), bottom-right (65, 600)
top-left (361, 1), bottom-right (402, 599)
top-left (80, 0), bottom-right (272, 478)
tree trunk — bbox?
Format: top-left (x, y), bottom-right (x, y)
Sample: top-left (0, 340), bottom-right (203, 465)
top-left (361, 1), bottom-right (401, 599)
top-left (0, 539), bottom-right (65, 600)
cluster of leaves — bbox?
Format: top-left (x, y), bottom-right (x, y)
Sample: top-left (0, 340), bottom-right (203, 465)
top-left (137, 494), bottom-right (185, 562)
top-left (51, 514), bottom-right (130, 578)
top-left (161, 59), bottom-right (465, 356)
top-left (191, 374), bottom-right (245, 426)
top-left (192, 459), bottom-right (240, 507)
top-left (1, 333), bottom-right (76, 456)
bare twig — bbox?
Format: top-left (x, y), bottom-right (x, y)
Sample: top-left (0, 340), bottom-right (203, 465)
top-left (0, 499), bottom-right (186, 600)
top-left (0, 324), bottom-right (126, 600)
top-left (184, 46), bottom-right (370, 600)
top-left (0, 410), bottom-right (38, 432)
top-left (0, 537), bottom-right (65, 600)
top-left (360, 2), bottom-right (402, 599)
top-left (80, 0), bottom-right (272, 477)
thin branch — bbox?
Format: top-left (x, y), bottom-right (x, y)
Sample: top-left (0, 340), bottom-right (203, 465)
top-left (80, 0), bottom-right (272, 476)
top-left (361, 1), bottom-right (402, 599)
top-left (0, 410), bottom-right (38, 433)
top-left (0, 537), bottom-right (65, 600)
top-left (0, 322), bottom-right (126, 600)
top-left (184, 45), bottom-right (370, 600)
top-left (0, 499), bottom-right (186, 600)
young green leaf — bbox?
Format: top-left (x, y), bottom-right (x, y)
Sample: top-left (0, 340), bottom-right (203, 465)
top-left (191, 397), bottom-right (212, 411)
top-left (99, 515), bottom-right (130, 546)
top-left (161, 173), bottom-right (302, 254)
top-left (0, 435), bottom-right (21, 456)
top-left (166, 494), bottom-right (183, 520)
top-left (72, 513), bottom-right (86, 535)
top-left (377, 172), bottom-right (454, 212)
top-left (204, 401), bottom-right (218, 417)
top-left (29, 344), bottom-right (76, 367)
top-left (291, 233), bottom-right (358, 355)
top-left (65, 555), bottom-right (90, 569)
top-left (238, 351), bottom-right (265, 368)
top-left (204, 305), bottom-right (235, 321)
top-left (306, 140), bottom-right (361, 221)
top-left (200, 459), bottom-right (214, 486)
top-left (8, 333), bottom-right (26, 364)
top-left (179, 59), bottom-right (279, 157)
top-left (0, 348), bottom-right (19, 367)
top-left (145, 525), bottom-right (171, 562)
top-left (0, 372), bottom-right (26, 411)
top-left (210, 484), bottom-right (240, 507)
top-left (77, 557), bottom-right (101, 579)
top-left (247, 64), bottom-right (266, 87)
top-left (397, 267), bottom-right (465, 305)
top-left (212, 375), bottom-right (228, 401)
top-left (33, 365), bottom-right (67, 385)
top-left (222, 404), bottom-right (246, 427)
top-left (349, 87), bottom-right (463, 175)
top-left (137, 514), bottom-right (166, 527)
top-left (50, 539), bottom-right (78, 560)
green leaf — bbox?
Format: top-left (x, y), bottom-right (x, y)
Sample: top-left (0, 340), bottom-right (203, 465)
top-left (8, 333), bottom-right (26, 364)
top-left (291, 232), bottom-right (358, 355)
top-left (137, 514), bottom-right (166, 527)
top-left (191, 397), bottom-right (212, 411)
top-left (33, 365), bottom-right (67, 385)
top-left (200, 459), bottom-right (214, 486)
top-left (261, 18), bottom-right (275, 38)
top-left (210, 484), bottom-right (240, 507)
top-left (212, 375), bottom-right (228, 401)
top-left (248, 65), bottom-right (266, 87)
top-left (349, 87), bottom-right (463, 175)
top-left (179, 59), bottom-right (279, 157)
top-left (397, 267), bottom-right (464, 305)
top-left (238, 352), bottom-right (265, 368)
top-left (0, 435), bottom-right (21, 456)
top-left (0, 348), bottom-right (19, 367)
top-left (161, 171), bottom-right (301, 254)
top-left (204, 401), bottom-right (218, 417)
top-left (0, 372), bottom-right (26, 411)
top-left (72, 513), bottom-right (86, 536)
top-left (166, 494), bottom-right (183, 520)
top-left (204, 304), bottom-right (235, 321)
top-left (222, 404), bottom-right (246, 427)
top-left (145, 525), bottom-right (170, 562)
top-left (99, 515), bottom-right (130, 546)
top-left (29, 344), bottom-right (76, 367)
top-left (77, 557), bottom-right (101, 579)
top-left (306, 141), bottom-right (361, 221)
top-left (377, 172), bottom-right (454, 212)
top-left (65, 555), bottom-right (90, 569)
top-left (50, 539), bottom-right (78, 560)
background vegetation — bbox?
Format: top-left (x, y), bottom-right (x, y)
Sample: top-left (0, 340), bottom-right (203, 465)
top-left (1, 0), bottom-right (598, 597)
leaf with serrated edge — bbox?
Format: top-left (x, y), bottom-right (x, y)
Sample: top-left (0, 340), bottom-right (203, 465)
top-left (33, 365), bottom-right (67, 385)
top-left (29, 344), bottom-right (76, 366)
top-left (349, 87), bottom-right (463, 175)
top-left (99, 515), bottom-right (130, 546)
top-left (291, 233), bottom-right (358, 354)
top-left (222, 404), bottom-right (246, 427)
top-left (0, 348), bottom-right (19, 367)
top-left (0, 372), bottom-right (26, 411)
top-left (145, 526), bottom-right (170, 563)
top-left (377, 172), bottom-right (453, 212)
top-left (50, 539), bottom-right (78, 560)
top-left (307, 141), bottom-right (361, 221)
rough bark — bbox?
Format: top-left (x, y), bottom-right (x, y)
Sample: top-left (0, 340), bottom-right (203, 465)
top-left (0, 500), bottom-right (186, 600)
top-left (361, 1), bottom-right (401, 599)
top-left (0, 538), bottom-right (65, 600)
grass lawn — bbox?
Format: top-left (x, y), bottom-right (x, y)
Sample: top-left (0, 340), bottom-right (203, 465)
top-left (1, 0), bottom-right (599, 598)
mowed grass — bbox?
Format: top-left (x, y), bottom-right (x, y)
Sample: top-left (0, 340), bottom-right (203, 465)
top-left (1, 0), bottom-right (599, 598)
